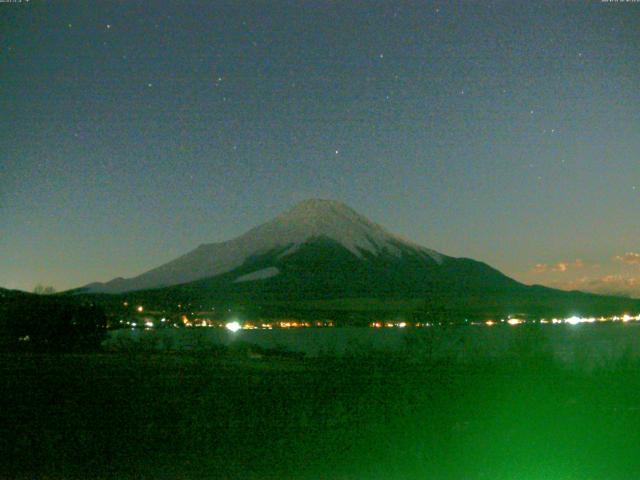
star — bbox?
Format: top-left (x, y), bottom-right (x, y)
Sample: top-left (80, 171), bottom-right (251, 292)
top-left (147, 83), bottom-right (153, 88)
top-left (335, 149), bottom-right (340, 155)
top-left (106, 24), bottom-right (111, 30)
top-left (379, 53), bottom-right (384, 59)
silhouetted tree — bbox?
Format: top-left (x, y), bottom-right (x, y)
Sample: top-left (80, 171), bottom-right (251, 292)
top-left (0, 295), bottom-right (107, 352)
top-left (33, 284), bottom-right (56, 295)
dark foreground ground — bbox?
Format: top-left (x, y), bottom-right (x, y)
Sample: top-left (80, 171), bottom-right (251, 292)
top-left (2, 340), bottom-right (640, 479)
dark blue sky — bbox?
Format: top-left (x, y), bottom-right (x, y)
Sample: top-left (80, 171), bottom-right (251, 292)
top-left (2, 1), bottom-right (639, 296)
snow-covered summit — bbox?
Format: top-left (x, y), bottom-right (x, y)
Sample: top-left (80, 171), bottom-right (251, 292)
top-left (257, 198), bottom-right (441, 259)
top-left (83, 199), bottom-right (444, 293)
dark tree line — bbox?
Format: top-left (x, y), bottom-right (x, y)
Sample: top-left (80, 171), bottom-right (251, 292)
top-left (0, 294), bottom-right (106, 352)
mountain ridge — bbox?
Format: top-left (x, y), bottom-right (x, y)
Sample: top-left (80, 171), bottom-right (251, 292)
top-left (75, 199), bottom-right (640, 321)
top-left (83, 199), bottom-right (445, 294)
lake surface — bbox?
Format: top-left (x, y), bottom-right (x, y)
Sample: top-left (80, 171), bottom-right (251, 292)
top-left (106, 323), bottom-right (640, 365)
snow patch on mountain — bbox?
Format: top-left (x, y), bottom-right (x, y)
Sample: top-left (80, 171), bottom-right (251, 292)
top-left (234, 267), bottom-right (280, 283)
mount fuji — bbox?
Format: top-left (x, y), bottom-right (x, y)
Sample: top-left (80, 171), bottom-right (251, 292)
top-left (83, 199), bottom-right (492, 294)
top-left (80, 199), bottom-right (639, 319)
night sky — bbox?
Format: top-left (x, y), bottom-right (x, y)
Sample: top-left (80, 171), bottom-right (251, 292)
top-left (1, 1), bottom-right (639, 296)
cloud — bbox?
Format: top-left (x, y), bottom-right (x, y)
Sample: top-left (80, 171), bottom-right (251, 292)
top-left (532, 263), bottom-right (549, 273)
top-left (530, 254), bottom-right (640, 297)
top-left (573, 259), bottom-right (585, 269)
top-left (553, 262), bottom-right (570, 272)
top-left (614, 252), bottom-right (640, 266)
top-left (531, 259), bottom-right (585, 274)
top-left (548, 275), bottom-right (640, 299)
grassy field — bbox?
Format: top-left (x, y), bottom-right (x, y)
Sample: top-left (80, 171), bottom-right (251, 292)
top-left (2, 343), bottom-right (640, 479)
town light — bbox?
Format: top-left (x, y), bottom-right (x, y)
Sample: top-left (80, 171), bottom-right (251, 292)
top-left (565, 316), bottom-right (581, 325)
top-left (225, 321), bottom-right (241, 333)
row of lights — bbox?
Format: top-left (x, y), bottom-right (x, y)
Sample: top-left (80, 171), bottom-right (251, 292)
top-left (191, 315), bottom-right (640, 329)
top-left (125, 305), bottom-right (640, 330)
top-left (371, 322), bottom-right (408, 328)
top-left (485, 314), bottom-right (640, 327)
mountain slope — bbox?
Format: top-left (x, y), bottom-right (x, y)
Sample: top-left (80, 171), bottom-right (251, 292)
top-left (83, 199), bottom-right (444, 294)
top-left (84, 236), bottom-right (640, 321)
top-left (79, 199), bottom-right (640, 320)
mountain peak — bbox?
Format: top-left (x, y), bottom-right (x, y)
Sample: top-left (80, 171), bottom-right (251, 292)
top-left (279, 199), bottom-right (367, 226)
top-left (287, 198), bottom-right (354, 215)
top-left (83, 199), bottom-right (443, 293)
top-left (255, 198), bottom-right (442, 261)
